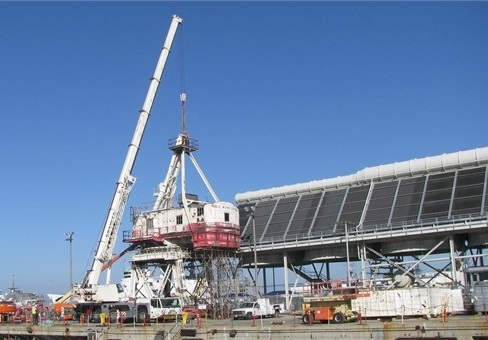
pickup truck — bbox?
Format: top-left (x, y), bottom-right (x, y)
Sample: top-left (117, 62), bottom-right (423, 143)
top-left (231, 298), bottom-right (280, 320)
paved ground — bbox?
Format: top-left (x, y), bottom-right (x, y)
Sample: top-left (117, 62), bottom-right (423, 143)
top-left (2, 313), bottom-right (488, 339)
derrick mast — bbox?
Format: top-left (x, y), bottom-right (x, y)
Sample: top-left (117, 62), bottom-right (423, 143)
top-left (123, 93), bottom-right (241, 314)
top-left (152, 93), bottom-right (202, 212)
top-left (127, 93), bottom-right (240, 250)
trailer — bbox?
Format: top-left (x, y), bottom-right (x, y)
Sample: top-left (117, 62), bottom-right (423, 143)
top-left (351, 287), bottom-right (465, 318)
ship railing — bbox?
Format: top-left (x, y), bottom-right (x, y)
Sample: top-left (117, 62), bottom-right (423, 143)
top-left (168, 135), bottom-right (199, 152)
top-left (123, 224), bottom-right (194, 242)
top-left (137, 245), bottom-right (191, 258)
top-left (302, 279), bottom-right (371, 296)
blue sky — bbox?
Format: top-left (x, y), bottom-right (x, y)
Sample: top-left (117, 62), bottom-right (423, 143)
top-left (1, 1), bottom-right (487, 296)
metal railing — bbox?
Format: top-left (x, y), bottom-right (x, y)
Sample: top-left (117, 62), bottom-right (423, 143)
top-left (239, 212), bottom-right (488, 252)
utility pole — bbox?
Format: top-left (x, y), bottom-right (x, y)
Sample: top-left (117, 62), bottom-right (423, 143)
top-left (246, 206), bottom-right (259, 298)
top-left (64, 232), bottom-right (74, 290)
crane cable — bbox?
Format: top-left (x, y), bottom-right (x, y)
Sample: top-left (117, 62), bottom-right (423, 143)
top-left (179, 25), bottom-right (186, 97)
top-left (177, 25), bottom-right (192, 226)
top-left (178, 26), bottom-right (187, 133)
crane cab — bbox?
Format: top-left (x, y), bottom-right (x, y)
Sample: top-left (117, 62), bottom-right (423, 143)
top-left (126, 200), bottom-right (240, 250)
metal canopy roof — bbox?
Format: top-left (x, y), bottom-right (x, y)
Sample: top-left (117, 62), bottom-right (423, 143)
top-left (235, 147), bottom-right (488, 203)
top-left (236, 147), bottom-right (488, 252)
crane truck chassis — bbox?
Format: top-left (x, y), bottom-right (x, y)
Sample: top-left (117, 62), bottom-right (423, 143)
top-left (74, 301), bottom-right (149, 324)
top-left (74, 297), bottom-right (183, 323)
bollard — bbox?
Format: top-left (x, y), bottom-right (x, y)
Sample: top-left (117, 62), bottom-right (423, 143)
top-left (196, 314), bottom-right (201, 328)
top-left (252, 313), bottom-right (256, 327)
top-left (182, 312), bottom-right (188, 326)
top-left (99, 313), bottom-right (106, 326)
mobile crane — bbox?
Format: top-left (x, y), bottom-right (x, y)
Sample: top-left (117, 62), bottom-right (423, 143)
top-left (69, 14), bottom-right (183, 304)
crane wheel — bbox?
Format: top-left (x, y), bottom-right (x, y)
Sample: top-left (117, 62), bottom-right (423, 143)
top-left (109, 311), bottom-right (117, 323)
top-left (350, 311), bottom-right (360, 321)
top-left (333, 312), bottom-right (345, 324)
top-left (92, 309), bottom-right (101, 323)
top-left (302, 314), bottom-right (313, 324)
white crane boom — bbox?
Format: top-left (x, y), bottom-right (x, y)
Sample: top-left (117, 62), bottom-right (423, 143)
top-left (83, 15), bottom-right (183, 287)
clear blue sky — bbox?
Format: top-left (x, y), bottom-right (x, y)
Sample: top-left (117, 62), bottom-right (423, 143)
top-left (1, 1), bottom-right (487, 296)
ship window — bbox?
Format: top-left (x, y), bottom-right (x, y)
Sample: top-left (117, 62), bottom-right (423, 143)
top-left (176, 215), bottom-right (183, 224)
top-left (224, 212), bottom-right (230, 222)
top-left (197, 207), bottom-right (204, 216)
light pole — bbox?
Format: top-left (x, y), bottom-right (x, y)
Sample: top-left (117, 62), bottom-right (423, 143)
top-left (345, 222), bottom-right (351, 286)
top-left (64, 232), bottom-right (74, 290)
top-left (245, 206), bottom-right (259, 299)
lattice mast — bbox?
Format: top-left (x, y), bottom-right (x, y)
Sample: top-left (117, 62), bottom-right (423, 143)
top-left (153, 93), bottom-right (219, 212)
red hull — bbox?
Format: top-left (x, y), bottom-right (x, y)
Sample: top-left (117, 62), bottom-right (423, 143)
top-left (192, 225), bottom-right (241, 249)
top-left (126, 222), bottom-right (241, 250)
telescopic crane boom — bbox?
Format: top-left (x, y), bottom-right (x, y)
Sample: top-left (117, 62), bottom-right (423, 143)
top-left (82, 15), bottom-right (183, 287)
